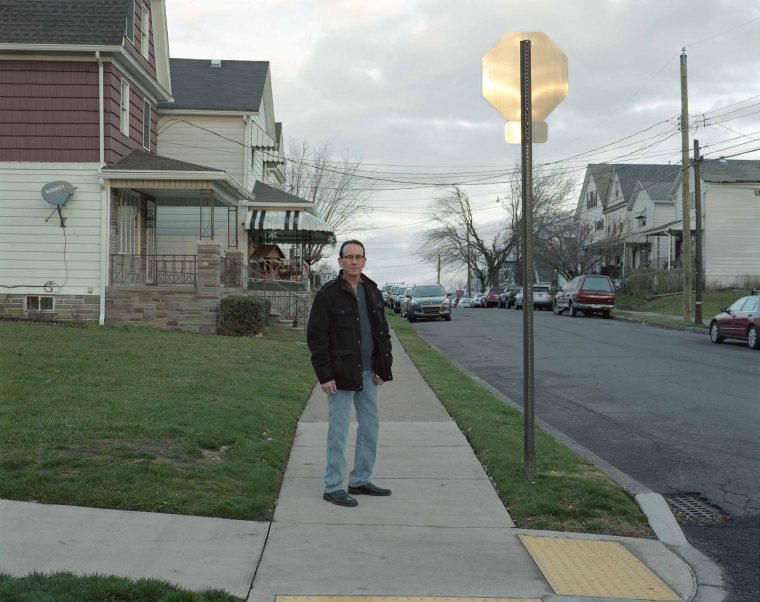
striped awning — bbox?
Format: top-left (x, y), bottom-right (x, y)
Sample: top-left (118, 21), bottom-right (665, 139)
top-left (244, 209), bottom-right (334, 243)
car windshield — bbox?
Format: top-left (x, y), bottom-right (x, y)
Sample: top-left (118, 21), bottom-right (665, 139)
top-left (582, 277), bottom-right (613, 292)
top-left (729, 297), bottom-right (747, 312)
top-left (534, 286), bottom-right (549, 293)
top-left (414, 285), bottom-right (445, 297)
top-left (488, 288), bottom-right (503, 294)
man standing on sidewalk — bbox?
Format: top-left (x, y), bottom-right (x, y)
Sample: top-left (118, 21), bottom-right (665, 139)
top-left (307, 240), bottom-right (394, 507)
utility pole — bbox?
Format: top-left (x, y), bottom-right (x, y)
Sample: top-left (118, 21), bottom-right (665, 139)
top-left (466, 231), bottom-right (472, 297)
top-left (693, 139), bottom-right (703, 325)
top-left (680, 49), bottom-right (693, 322)
top-left (437, 254), bottom-right (441, 284)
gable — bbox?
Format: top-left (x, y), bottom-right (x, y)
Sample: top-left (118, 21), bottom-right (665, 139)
top-left (160, 58), bottom-right (270, 113)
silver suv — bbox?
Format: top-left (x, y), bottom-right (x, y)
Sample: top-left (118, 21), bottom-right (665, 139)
top-left (406, 284), bottom-right (451, 322)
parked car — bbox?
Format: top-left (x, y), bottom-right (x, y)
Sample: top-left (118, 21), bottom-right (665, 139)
top-left (553, 274), bottom-right (616, 318)
top-left (399, 286), bottom-right (415, 318)
top-left (498, 285), bottom-right (521, 308)
top-left (395, 286), bottom-right (411, 314)
top-left (458, 297), bottom-right (474, 308)
top-left (382, 283), bottom-right (403, 306)
top-left (514, 285), bottom-right (553, 310)
top-left (482, 286), bottom-right (503, 308)
top-left (407, 283), bottom-right (451, 322)
top-left (388, 285), bottom-right (403, 308)
top-left (451, 297), bottom-right (462, 308)
top-left (709, 294), bottom-right (760, 349)
top-left (472, 293), bottom-right (485, 308)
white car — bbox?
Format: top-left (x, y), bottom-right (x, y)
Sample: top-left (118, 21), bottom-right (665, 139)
top-left (514, 285), bottom-right (553, 310)
top-left (472, 293), bottom-right (485, 308)
top-left (458, 297), bottom-right (474, 308)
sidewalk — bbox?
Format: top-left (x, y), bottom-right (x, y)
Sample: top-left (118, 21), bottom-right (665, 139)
top-left (0, 331), bottom-right (722, 601)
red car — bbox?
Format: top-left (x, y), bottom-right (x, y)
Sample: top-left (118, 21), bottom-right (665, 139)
top-left (709, 294), bottom-right (760, 349)
top-left (553, 274), bottom-right (616, 318)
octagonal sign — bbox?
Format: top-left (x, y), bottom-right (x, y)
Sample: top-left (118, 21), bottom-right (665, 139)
top-left (482, 31), bottom-right (568, 143)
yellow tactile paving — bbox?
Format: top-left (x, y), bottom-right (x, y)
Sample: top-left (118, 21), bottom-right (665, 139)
top-left (518, 535), bottom-right (681, 601)
top-left (277, 598), bottom-right (540, 602)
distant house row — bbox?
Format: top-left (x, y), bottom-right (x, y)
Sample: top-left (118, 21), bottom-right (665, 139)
top-left (0, 0), bottom-right (332, 332)
top-left (575, 160), bottom-right (760, 287)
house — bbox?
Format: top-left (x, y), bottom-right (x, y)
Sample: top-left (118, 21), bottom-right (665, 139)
top-left (0, 1), bottom-right (331, 332)
top-left (156, 58), bottom-right (333, 285)
top-left (576, 161), bottom-right (760, 288)
top-left (576, 163), bottom-right (681, 275)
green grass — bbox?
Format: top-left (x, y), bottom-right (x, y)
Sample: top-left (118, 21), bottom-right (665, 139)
top-left (0, 571), bottom-right (237, 601)
top-left (386, 312), bottom-right (654, 538)
top-left (0, 323), bottom-right (314, 520)
top-left (633, 290), bottom-right (745, 318)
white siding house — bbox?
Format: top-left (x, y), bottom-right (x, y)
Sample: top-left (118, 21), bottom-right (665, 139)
top-left (0, 164), bottom-right (104, 311)
top-left (156, 59), bottom-right (282, 256)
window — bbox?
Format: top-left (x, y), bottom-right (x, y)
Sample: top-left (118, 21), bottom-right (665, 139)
top-left (125, 0), bottom-right (135, 42)
top-left (586, 190), bottom-right (597, 209)
top-left (120, 79), bottom-right (130, 136)
top-left (118, 191), bottom-right (140, 254)
top-left (140, 6), bottom-right (150, 58)
top-left (595, 219), bottom-right (604, 231)
top-left (142, 99), bottom-right (151, 150)
top-left (27, 296), bottom-right (54, 311)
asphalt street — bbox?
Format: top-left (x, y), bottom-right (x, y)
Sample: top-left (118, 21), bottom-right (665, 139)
top-left (410, 306), bottom-right (760, 602)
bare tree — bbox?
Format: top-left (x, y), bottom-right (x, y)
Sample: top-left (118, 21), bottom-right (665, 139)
top-left (501, 165), bottom-right (577, 283)
top-left (284, 139), bottom-right (375, 264)
top-left (534, 212), bottom-right (601, 280)
top-left (422, 186), bottom-right (514, 288)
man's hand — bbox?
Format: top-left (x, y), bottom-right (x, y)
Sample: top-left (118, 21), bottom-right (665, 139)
top-left (373, 375), bottom-right (385, 386)
top-left (321, 380), bottom-right (337, 395)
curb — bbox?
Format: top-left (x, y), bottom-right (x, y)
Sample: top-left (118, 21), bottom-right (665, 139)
top-left (612, 313), bottom-right (709, 335)
top-left (417, 337), bottom-right (726, 602)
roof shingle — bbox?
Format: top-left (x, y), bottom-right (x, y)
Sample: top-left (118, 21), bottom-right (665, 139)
top-left (159, 58), bottom-right (269, 112)
top-left (0, 0), bottom-right (128, 46)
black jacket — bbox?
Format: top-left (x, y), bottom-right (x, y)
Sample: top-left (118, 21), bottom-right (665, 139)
top-left (307, 271), bottom-right (393, 390)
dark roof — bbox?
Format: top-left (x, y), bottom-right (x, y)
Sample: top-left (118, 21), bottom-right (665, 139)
top-left (700, 159), bottom-right (760, 183)
top-left (588, 164), bottom-right (614, 205)
top-left (103, 149), bottom-right (223, 172)
top-left (0, 0), bottom-right (128, 46)
top-left (159, 58), bottom-right (269, 112)
top-left (588, 163), bottom-right (679, 207)
top-left (613, 164), bottom-right (679, 205)
top-left (252, 180), bottom-right (311, 205)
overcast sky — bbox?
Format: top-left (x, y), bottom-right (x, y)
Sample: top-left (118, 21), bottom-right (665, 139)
top-left (165, 0), bottom-right (760, 290)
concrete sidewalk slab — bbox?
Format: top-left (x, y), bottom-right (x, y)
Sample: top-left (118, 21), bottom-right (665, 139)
top-left (248, 524), bottom-right (550, 602)
top-left (273, 476), bottom-right (513, 527)
top-left (0, 499), bottom-right (266, 598)
top-left (291, 421), bottom-right (470, 448)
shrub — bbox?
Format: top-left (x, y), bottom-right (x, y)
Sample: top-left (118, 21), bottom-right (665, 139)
top-left (218, 295), bottom-right (271, 336)
top-left (623, 268), bottom-right (683, 297)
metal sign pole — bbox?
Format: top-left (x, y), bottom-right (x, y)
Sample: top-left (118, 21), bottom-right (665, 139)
top-left (520, 39), bottom-right (535, 481)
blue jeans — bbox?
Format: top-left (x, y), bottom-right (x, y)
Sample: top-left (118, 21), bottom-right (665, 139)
top-left (324, 370), bottom-right (379, 493)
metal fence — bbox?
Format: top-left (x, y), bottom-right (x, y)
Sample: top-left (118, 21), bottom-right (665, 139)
top-left (110, 254), bottom-right (197, 286)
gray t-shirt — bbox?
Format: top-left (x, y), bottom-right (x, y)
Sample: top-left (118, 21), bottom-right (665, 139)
top-left (356, 282), bottom-right (374, 370)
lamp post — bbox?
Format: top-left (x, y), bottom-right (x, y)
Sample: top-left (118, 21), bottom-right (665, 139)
top-left (482, 32), bottom-right (567, 480)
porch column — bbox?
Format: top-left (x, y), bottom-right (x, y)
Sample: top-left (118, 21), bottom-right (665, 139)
top-left (197, 239), bottom-right (221, 288)
top-left (223, 248), bottom-right (245, 290)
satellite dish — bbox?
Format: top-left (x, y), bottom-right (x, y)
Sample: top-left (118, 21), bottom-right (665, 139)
top-left (41, 181), bottom-right (76, 206)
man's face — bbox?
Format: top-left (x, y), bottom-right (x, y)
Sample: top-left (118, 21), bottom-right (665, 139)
top-left (338, 244), bottom-right (366, 278)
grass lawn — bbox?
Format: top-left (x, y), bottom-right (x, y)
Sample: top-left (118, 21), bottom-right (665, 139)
top-left (0, 323), bottom-right (314, 520)
top-left (386, 312), bottom-right (654, 538)
top-left (616, 290), bottom-right (744, 316)
top-left (0, 571), bottom-right (237, 602)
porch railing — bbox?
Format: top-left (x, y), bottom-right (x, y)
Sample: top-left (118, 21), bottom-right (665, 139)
top-left (225, 257), bottom-right (311, 328)
top-left (110, 254), bottom-right (197, 286)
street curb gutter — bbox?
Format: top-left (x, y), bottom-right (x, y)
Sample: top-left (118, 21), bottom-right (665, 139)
top-left (416, 338), bottom-right (726, 602)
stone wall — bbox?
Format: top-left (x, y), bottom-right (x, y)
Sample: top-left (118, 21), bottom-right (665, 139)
top-left (0, 293), bottom-right (100, 324)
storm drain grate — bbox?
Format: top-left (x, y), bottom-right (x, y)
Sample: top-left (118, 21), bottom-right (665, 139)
top-left (665, 492), bottom-right (732, 524)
